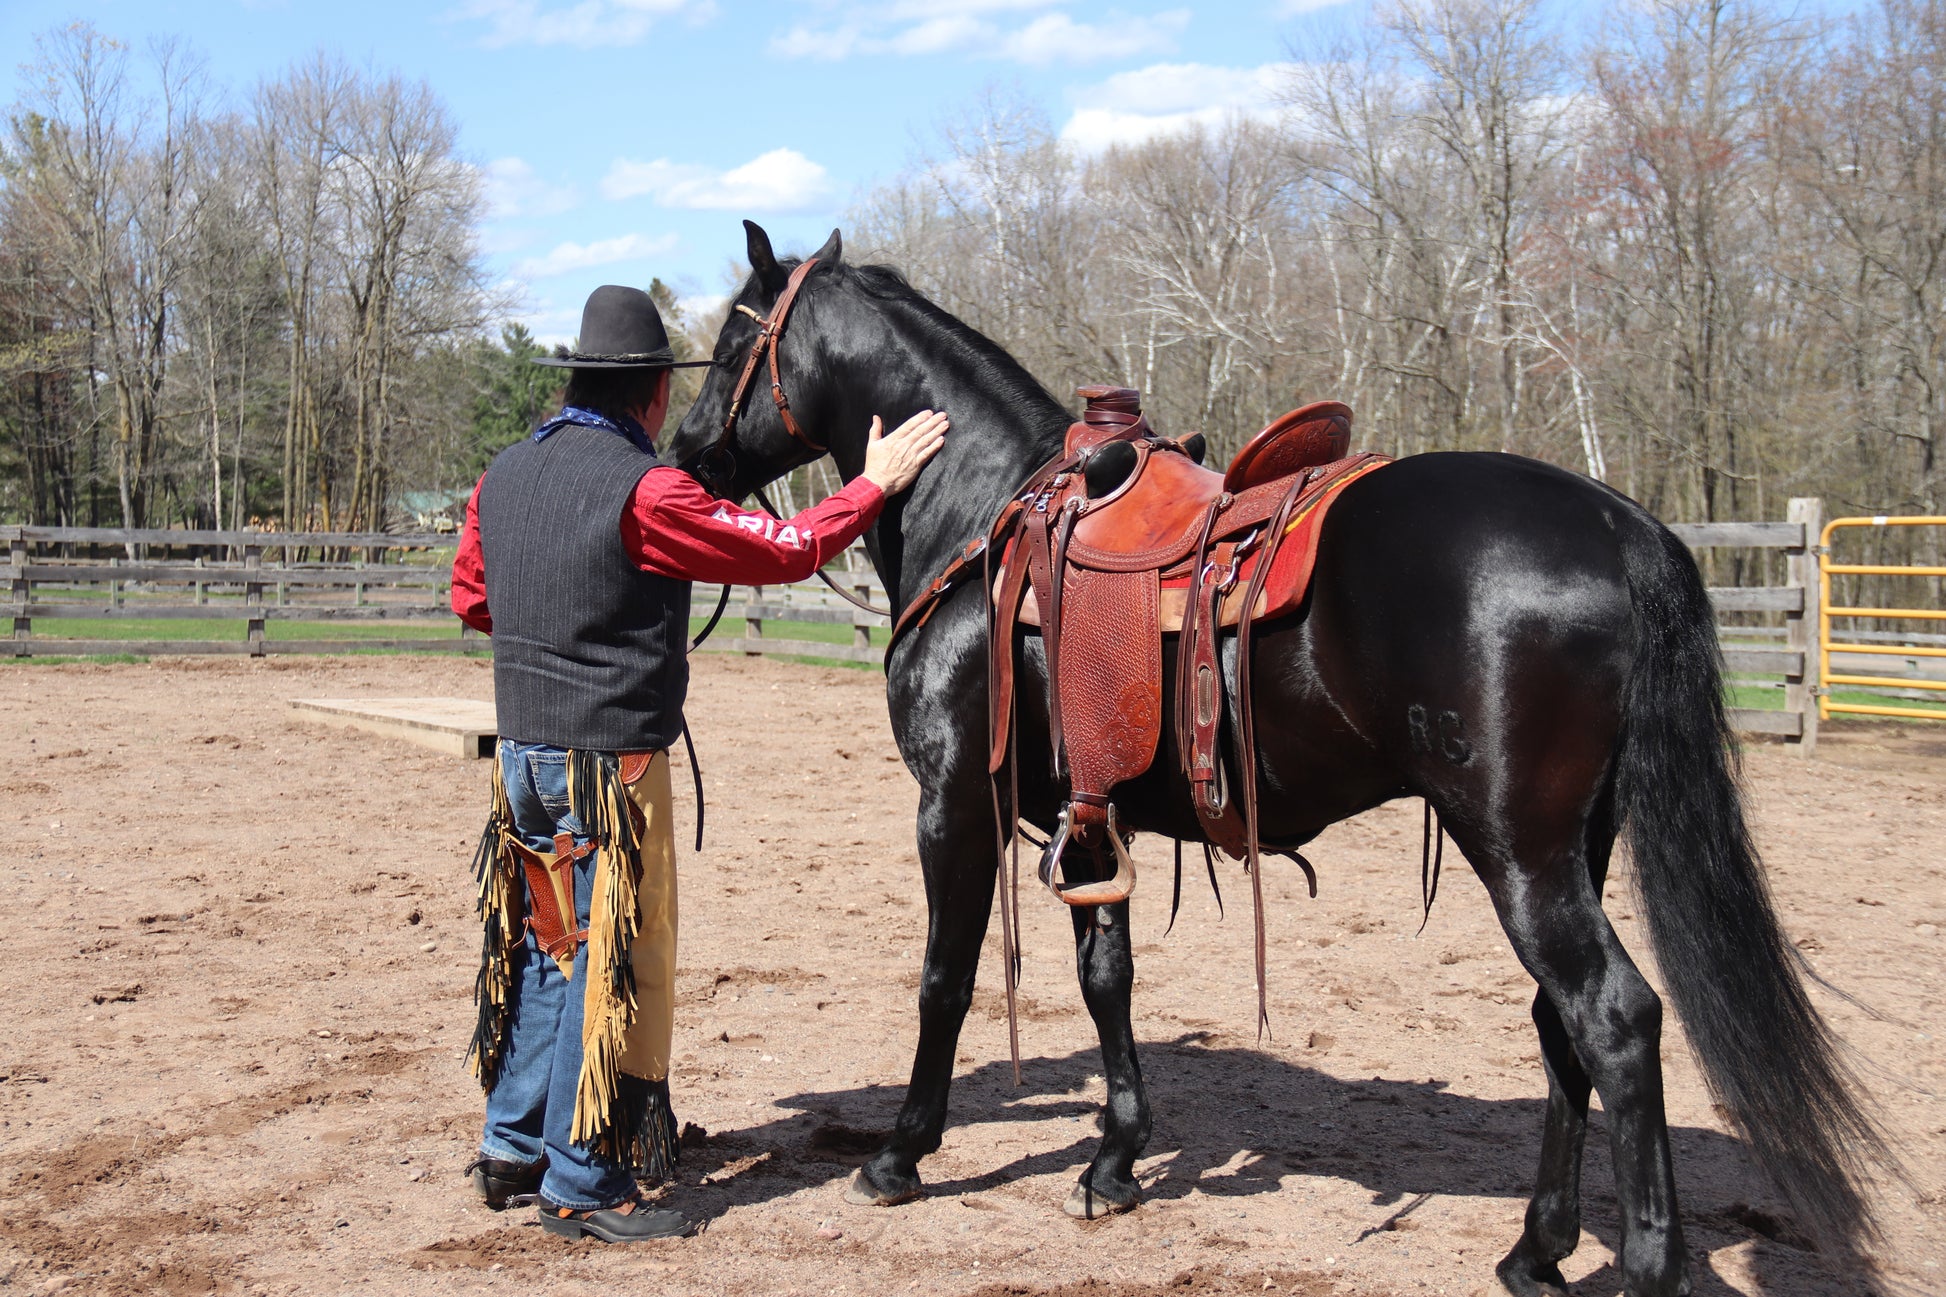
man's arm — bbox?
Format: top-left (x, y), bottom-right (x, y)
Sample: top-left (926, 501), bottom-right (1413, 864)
top-left (623, 467), bottom-right (884, 585)
top-left (622, 408), bottom-right (949, 585)
top-left (450, 475), bottom-right (492, 634)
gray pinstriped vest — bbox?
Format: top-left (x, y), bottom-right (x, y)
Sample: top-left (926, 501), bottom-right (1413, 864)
top-left (476, 423), bottom-right (691, 750)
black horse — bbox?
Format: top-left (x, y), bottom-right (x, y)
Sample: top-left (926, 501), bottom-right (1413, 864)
top-left (664, 222), bottom-right (1890, 1297)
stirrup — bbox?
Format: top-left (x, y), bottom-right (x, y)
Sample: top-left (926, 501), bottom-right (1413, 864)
top-left (1041, 804), bottom-right (1138, 908)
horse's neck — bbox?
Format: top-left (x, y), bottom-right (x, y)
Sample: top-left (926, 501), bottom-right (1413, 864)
top-left (829, 304), bottom-right (1069, 611)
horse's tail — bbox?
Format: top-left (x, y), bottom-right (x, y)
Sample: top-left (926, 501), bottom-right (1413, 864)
top-left (1614, 511), bottom-right (1891, 1249)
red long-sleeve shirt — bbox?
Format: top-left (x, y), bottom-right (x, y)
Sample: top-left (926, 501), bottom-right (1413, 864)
top-left (450, 465), bottom-right (883, 634)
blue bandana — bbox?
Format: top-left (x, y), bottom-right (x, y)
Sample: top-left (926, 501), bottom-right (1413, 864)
top-left (532, 405), bottom-right (656, 457)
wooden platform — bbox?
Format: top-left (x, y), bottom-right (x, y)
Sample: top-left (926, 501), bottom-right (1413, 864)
top-left (290, 697), bottom-right (497, 759)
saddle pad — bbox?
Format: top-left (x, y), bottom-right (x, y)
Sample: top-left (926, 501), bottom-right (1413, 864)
top-left (1010, 454), bottom-right (1388, 631)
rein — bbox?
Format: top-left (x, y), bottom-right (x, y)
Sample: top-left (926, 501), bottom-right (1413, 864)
top-left (752, 484), bottom-right (892, 618)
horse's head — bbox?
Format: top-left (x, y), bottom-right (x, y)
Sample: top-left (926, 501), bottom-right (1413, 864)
top-left (667, 220), bottom-right (853, 499)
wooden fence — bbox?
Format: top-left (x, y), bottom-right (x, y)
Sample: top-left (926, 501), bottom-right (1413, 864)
top-left (3, 524), bottom-right (474, 657)
top-left (0, 524), bottom-right (886, 663)
top-left (5, 512), bottom-right (1829, 750)
top-left (1667, 497), bottom-right (1821, 754)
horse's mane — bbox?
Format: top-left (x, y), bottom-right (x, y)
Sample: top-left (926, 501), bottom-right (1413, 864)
top-left (783, 257), bottom-right (1070, 440)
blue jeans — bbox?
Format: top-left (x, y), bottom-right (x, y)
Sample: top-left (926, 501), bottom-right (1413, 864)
top-left (479, 739), bottom-right (636, 1210)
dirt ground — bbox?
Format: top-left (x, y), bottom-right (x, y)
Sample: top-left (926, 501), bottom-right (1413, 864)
top-left (0, 654), bottom-right (1940, 1297)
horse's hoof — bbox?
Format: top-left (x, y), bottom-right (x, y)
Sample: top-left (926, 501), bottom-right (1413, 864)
top-left (1063, 1180), bottom-right (1140, 1220)
top-left (1492, 1254), bottom-right (1570, 1297)
top-left (845, 1168), bottom-right (922, 1207)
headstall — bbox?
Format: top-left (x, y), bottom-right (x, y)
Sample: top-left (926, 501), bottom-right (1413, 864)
top-left (697, 256), bottom-right (823, 491)
top-left (691, 257), bottom-right (892, 620)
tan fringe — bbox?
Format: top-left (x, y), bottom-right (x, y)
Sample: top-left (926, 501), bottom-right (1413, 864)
top-left (568, 751), bottom-right (646, 1157)
top-left (468, 759), bottom-right (522, 1089)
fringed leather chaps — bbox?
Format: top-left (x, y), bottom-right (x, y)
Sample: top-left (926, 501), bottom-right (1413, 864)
top-left (468, 749), bottom-right (681, 1181)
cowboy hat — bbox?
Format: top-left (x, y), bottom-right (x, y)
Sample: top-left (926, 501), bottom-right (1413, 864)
top-left (534, 284), bottom-right (712, 369)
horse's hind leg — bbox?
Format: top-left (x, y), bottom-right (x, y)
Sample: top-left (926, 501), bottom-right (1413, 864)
top-left (1500, 990), bottom-right (1596, 1296)
top-left (1497, 808), bottom-right (1624, 1296)
top-left (848, 787), bottom-right (996, 1207)
top-left (1061, 842), bottom-right (1152, 1219)
top-left (1456, 823), bottom-right (1688, 1297)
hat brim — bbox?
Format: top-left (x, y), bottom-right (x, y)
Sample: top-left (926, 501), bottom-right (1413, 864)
top-left (533, 355), bottom-right (714, 369)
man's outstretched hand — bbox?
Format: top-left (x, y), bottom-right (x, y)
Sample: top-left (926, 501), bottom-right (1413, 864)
top-left (860, 409), bottom-right (949, 496)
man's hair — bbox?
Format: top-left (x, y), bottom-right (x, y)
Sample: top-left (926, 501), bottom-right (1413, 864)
top-left (561, 367), bottom-right (667, 422)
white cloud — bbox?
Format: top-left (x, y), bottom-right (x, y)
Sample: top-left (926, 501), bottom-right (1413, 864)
top-left (513, 231), bottom-right (680, 279)
top-left (772, 4), bottom-right (1187, 65)
top-left (457, 0), bottom-right (713, 49)
top-left (515, 300), bottom-right (589, 348)
top-left (883, 0), bottom-right (1058, 14)
top-left (677, 292), bottom-right (728, 323)
top-left (1060, 60), bottom-right (1296, 151)
top-left (1001, 11), bottom-right (1189, 64)
top-left (601, 148), bottom-right (832, 211)
top-left (479, 156), bottom-right (578, 219)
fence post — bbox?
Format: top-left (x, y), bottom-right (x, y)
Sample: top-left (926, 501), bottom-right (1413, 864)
top-left (9, 534), bottom-right (29, 658)
top-left (195, 555), bottom-right (208, 606)
top-left (244, 543), bottom-right (266, 657)
top-left (854, 582), bottom-right (873, 653)
top-left (109, 556), bottom-right (122, 611)
top-left (744, 585), bottom-right (764, 656)
top-left (1786, 497), bottom-right (1822, 756)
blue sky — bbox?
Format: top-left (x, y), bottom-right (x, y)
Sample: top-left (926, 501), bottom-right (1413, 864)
top-left (1, 0), bottom-right (1348, 342)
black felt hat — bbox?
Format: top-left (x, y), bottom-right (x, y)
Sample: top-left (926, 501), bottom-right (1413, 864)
top-left (534, 284), bottom-right (711, 369)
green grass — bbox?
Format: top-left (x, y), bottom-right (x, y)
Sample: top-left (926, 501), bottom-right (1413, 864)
top-left (688, 614), bottom-right (872, 647)
top-left (21, 617), bottom-right (472, 643)
top-left (6, 614), bottom-right (865, 664)
top-left (3, 653), bottom-right (151, 665)
top-left (1728, 680), bottom-right (1946, 719)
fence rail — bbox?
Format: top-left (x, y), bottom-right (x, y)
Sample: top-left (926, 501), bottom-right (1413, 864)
top-left (1819, 516), bottom-right (1946, 723)
top-left (1669, 498), bottom-right (1821, 752)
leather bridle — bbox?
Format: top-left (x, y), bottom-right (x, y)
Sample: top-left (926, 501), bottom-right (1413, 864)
top-left (695, 257), bottom-right (823, 491)
top-left (688, 256), bottom-right (893, 620)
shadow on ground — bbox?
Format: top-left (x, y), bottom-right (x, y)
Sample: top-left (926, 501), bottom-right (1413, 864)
top-left (664, 1036), bottom-right (1885, 1297)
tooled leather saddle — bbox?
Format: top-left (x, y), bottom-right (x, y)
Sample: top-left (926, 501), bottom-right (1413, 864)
top-left (888, 384), bottom-right (1388, 1054)
top-left (983, 383), bottom-right (1387, 908)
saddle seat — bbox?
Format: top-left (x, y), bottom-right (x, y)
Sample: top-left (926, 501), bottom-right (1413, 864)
top-left (1015, 392), bottom-right (1366, 629)
top-left (984, 384), bottom-right (1389, 914)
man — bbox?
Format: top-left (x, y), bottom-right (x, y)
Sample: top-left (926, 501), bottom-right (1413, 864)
top-left (450, 284), bottom-right (945, 1242)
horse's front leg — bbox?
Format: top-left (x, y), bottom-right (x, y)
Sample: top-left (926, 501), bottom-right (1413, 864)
top-left (847, 781), bottom-right (996, 1206)
top-left (1061, 840), bottom-right (1151, 1218)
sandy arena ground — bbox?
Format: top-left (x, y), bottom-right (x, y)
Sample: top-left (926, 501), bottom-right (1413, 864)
top-left (0, 654), bottom-right (1940, 1297)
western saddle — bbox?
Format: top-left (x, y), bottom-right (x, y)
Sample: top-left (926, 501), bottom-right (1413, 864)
top-left (890, 384), bottom-right (1386, 1054)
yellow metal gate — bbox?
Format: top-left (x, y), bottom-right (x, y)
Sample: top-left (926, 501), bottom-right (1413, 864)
top-left (1819, 516), bottom-right (1946, 721)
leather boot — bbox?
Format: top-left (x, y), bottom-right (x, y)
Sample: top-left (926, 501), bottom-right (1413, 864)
top-left (466, 1156), bottom-right (544, 1210)
top-left (538, 1190), bottom-right (690, 1242)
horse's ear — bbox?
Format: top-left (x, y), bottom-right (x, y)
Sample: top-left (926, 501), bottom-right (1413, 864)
top-left (745, 219), bottom-right (786, 293)
top-left (811, 227), bottom-right (842, 267)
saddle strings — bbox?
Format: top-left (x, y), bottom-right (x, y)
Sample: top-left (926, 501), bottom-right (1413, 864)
top-left (1418, 799), bottom-right (1445, 935)
top-left (984, 534), bottom-right (1024, 1085)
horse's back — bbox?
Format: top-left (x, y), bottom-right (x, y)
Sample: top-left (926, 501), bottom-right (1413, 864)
top-left (1285, 452), bottom-right (1648, 820)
